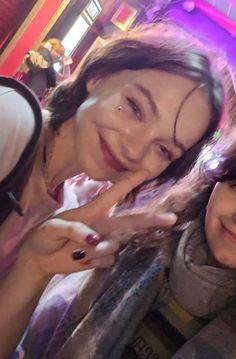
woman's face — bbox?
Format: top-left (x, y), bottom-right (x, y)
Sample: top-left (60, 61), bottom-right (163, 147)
top-left (74, 69), bottom-right (211, 182)
top-left (205, 181), bottom-right (236, 268)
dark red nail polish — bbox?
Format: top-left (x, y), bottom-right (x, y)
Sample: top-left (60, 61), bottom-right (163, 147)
top-left (86, 233), bottom-right (101, 246)
top-left (72, 250), bottom-right (86, 260)
top-left (80, 259), bottom-right (91, 266)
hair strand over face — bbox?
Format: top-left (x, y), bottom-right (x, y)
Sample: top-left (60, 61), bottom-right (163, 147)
top-left (47, 22), bottom-right (226, 182)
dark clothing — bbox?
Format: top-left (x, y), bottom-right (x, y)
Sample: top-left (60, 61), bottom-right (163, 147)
top-left (0, 77), bottom-right (42, 224)
top-left (25, 48), bottom-right (56, 99)
top-left (15, 220), bottom-right (236, 359)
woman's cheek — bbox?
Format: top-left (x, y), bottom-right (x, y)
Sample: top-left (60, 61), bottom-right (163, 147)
top-left (143, 157), bottom-right (166, 180)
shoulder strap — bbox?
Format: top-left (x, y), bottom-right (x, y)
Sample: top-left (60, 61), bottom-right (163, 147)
top-left (0, 77), bottom-right (42, 223)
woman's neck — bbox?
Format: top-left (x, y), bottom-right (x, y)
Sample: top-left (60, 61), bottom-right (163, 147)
top-left (40, 117), bottom-right (82, 192)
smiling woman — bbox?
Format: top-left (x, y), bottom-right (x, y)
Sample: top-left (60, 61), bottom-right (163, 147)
top-left (206, 180), bottom-right (236, 268)
top-left (47, 22), bottom-right (223, 185)
top-left (72, 69), bottom-right (211, 182)
top-left (0, 22), bottom-right (229, 359)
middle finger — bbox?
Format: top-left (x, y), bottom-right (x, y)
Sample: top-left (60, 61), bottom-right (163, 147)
top-left (92, 212), bottom-right (177, 236)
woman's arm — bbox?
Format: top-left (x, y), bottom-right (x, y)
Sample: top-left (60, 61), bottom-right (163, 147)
top-left (0, 171), bottom-right (176, 358)
top-left (0, 216), bottom-right (111, 359)
top-left (0, 256), bottom-right (51, 359)
top-left (55, 56), bottom-right (72, 82)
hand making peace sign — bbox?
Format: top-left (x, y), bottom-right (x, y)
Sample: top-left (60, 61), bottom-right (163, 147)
top-left (19, 171), bottom-right (177, 280)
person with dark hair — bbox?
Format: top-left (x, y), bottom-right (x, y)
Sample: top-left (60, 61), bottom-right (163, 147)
top-left (16, 127), bottom-right (236, 359)
top-left (0, 22), bottom-right (227, 358)
top-left (123, 126), bottom-right (236, 359)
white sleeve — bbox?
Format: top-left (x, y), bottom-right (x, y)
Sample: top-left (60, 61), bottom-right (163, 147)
top-left (0, 86), bottom-right (35, 182)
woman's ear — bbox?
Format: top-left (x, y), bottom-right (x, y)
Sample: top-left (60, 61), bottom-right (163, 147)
top-left (86, 77), bottom-right (102, 93)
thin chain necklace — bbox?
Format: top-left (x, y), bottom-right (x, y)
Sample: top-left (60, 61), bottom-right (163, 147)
top-left (43, 145), bottom-right (50, 191)
top-left (43, 142), bottom-right (63, 202)
top-left (42, 132), bottom-right (54, 196)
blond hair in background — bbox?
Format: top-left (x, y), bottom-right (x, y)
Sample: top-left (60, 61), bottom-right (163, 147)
top-left (40, 38), bottom-right (65, 57)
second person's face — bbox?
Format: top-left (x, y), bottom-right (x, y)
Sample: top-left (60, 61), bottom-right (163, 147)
top-left (74, 69), bottom-right (211, 182)
top-left (205, 181), bottom-right (236, 268)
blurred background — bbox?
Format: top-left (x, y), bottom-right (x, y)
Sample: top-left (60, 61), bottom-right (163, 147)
top-left (0, 0), bottom-right (235, 79)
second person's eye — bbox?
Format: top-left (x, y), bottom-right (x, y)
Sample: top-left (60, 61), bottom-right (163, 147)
top-left (127, 98), bottom-right (142, 121)
top-left (159, 145), bottom-right (172, 161)
top-left (228, 181), bottom-right (236, 190)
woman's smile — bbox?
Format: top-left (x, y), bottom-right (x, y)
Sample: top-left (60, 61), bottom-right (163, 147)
top-left (74, 69), bottom-right (211, 181)
top-left (99, 136), bottom-right (128, 172)
top-left (221, 222), bottom-right (236, 245)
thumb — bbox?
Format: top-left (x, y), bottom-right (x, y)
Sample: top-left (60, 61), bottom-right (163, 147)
top-left (87, 170), bottom-right (150, 215)
top-left (55, 170), bottom-right (150, 224)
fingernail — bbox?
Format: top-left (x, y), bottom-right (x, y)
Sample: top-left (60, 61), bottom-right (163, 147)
top-left (72, 250), bottom-right (86, 260)
top-left (80, 259), bottom-right (91, 266)
top-left (156, 212), bottom-right (177, 224)
top-left (85, 233), bottom-right (102, 246)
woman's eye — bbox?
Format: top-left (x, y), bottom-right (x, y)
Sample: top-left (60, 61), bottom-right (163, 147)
top-left (159, 145), bottom-right (172, 161)
top-left (228, 181), bottom-right (236, 190)
top-left (127, 98), bottom-right (142, 121)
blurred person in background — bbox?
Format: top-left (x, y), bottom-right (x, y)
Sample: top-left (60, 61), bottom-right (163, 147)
top-left (21, 38), bottom-right (72, 100)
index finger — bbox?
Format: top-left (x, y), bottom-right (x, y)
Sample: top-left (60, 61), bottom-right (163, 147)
top-left (92, 212), bottom-right (177, 236)
top-left (88, 170), bottom-right (150, 214)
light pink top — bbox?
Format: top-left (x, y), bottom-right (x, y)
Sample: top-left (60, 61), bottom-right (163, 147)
top-left (0, 88), bottom-right (110, 277)
top-left (0, 168), bottom-right (110, 277)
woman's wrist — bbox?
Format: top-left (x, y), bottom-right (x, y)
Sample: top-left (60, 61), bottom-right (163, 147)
top-left (0, 248), bottom-right (52, 359)
top-left (15, 243), bottom-right (52, 285)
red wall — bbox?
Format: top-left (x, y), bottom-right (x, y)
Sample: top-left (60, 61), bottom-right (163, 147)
top-left (0, 0), bottom-right (65, 76)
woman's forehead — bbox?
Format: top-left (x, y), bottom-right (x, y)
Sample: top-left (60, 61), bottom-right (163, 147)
top-left (97, 69), bottom-right (201, 94)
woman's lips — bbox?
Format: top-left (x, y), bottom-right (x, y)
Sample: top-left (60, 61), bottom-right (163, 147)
top-left (222, 223), bottom-right (236, 244)
top-left (99, 136), bottom-right (127, 172)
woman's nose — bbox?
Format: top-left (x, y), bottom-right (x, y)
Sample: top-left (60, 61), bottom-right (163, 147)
top-left (121, 132), bottom-right (150, 163)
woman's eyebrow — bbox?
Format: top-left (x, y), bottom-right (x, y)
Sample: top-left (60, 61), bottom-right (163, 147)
top-left (133, 83), bottom-right (158, 116)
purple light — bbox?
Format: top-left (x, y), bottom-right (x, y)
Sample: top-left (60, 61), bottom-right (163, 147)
top-left (167, 1), bottom-right (236, 67)
top-left (182, 1), bottom-right (196, 12)
top-left (194, 0), bottom-right (236, 36)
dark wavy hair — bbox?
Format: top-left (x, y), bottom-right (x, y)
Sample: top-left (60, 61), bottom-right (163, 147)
top-left (47, 22), bottom-right (225, 181)
top-left (155, 125), bottom-right (236, 226)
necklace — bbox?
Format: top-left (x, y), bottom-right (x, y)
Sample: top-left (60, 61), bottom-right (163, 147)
top-left (42, 133), bottom-right (62, 201)
top-left (43, 144), bottom-right (56, 199)
top-left (43, 145), bottom-right (50, 191)
top-left (42, 133), bottom-right (54, 195)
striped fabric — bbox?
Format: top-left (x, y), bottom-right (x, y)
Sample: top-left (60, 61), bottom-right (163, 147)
top-left (122, 280), bottom-right (208, 359)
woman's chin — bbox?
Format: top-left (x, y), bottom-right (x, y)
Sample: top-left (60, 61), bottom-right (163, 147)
top-left (81, 159), bottom-right (126, 182)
